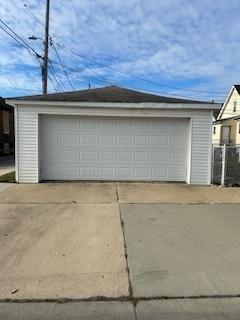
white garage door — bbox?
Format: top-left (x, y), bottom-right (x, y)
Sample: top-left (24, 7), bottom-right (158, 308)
top-left (40, 115), bottom-right (189, 181)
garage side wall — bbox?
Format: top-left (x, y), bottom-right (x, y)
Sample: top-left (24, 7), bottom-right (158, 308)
top-left (16, 105), bottom-right (213, 184)
top-left (17, 107), bottom-right (39, 183)
top-left (191, 113), bottom-right (212, 184)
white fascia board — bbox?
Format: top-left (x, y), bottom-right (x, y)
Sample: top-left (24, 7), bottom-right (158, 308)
top-left (6, 99), bottom-right (222, 110)
top-left (217, 86), bottom-right (235, 120)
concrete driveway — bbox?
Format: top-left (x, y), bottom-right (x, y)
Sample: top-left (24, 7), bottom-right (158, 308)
top-left (1, 182), bottom-right (240, 319)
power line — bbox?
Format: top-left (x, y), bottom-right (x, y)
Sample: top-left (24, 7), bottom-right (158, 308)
top-left (48, 62), bottom-right (66, 92)
top-left (0, 18), bottom-right (41, 57)
top-left (53, 42), bottom-right (114, 86)
top-left (50, 38), bottom-right (74, 90)
top-left (0, 24), bottom-right (36, 58)
top-left (57, 45), bottom-right (225, 100)
top-left (49, 59), bottom-right (116, 87)
top-left (20, 0), bottom-right (44, 28)
top-left (49, 58), bottom-right (220, 101)
top-left (55, 42), bottom-right (226, 96)
top-left (17, 1), bottom-right (228, 97)
top-left (48, 74), bottom-right (60, 93)
top-left (4, 4), bottom-right (228, 99)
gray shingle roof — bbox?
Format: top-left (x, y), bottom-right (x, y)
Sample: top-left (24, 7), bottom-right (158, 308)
top-left (234, 85), bottom-right (240, 95)
top-left (0, 96), bottom-right (13, 110)
top-left (7, 85), bottom-right (211, 104)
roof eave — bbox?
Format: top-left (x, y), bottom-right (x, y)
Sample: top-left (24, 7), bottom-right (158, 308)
top-left (6, 99), bottom-right (222, 110)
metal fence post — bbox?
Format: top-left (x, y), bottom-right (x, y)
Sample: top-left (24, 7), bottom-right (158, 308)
top-left (221, 144), bottom-right (226, 185)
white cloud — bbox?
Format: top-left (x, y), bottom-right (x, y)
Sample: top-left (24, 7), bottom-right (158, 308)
top-left (0, 0), bottom-right (239, 100)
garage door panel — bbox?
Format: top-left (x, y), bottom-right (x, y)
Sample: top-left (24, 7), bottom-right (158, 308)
top-left (116, 135), bottom-right (132, 146)
top-left (61, 133), bottom-right (78, 145)
top-left (151, 152), bottom-right (168, 161)
top-left (61, 150), bottom-right (78, 161)
top-left (59, 117), bottom-right (78, 130)
top-left (152, 168), bottom-right (168, 178)
top-left (80, 167), bottom-right (96, 177)
top-left (40, 116), bottom-right (189, 181)
top-left (80, 151), bottom-right (96, 161)
top-left (81, 134), bottom-right (97, 145)
top-left (97, 118), bottom-right (115, 130)
top-left (99, 135), bottom-right (114, 146)
top-left (134, 136), bottom-right (150, 146)
top-left (98, 167), bottom-right (114, 178)
top-left (99, 151), bottom-right (114, 161)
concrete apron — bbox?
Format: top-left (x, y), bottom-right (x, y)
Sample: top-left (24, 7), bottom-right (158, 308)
top-left (0, 182), bottom-right (240, 204)
top-left (1, 182), bottom-right (240, 305)
top-left (0, 203), bottom-right (129, 300)
top-left (121, 203), bottom-right (240, 298)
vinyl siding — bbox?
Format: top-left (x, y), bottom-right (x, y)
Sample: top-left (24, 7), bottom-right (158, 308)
top-left (16, 105), bottom-right (213, 184)
top-left (236, 121), bottom-right (240, 144)
top-left (17, 108), bottom-right (39, 183)
top-left (221, 87), bottom-right (240, 119)
top-left (191, 113), bottom-right (212, 184)
top-left (212, 123), bottom-right (221, 145)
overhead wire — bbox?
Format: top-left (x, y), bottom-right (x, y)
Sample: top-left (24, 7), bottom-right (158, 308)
top-left (55, 42), bottom-right (227, 96)
top-left (18, 1), bottom-right (227, 98)
top-left (0, 18), bottom-right (41, 58)
top-left (50, 38), bottom-right (75, 91)
top-left (19, 1), bottom-right (74, 92)
top-left (48, 63), bottom-right (65, 92)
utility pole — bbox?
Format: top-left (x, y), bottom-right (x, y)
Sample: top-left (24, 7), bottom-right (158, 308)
top-left (42, 0), bottom-right (50, 94)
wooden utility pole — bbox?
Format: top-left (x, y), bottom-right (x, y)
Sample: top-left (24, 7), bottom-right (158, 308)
top-left (42, 0), bottom-right (50, 94)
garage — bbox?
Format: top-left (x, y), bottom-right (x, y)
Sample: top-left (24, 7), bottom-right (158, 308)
top-left (40, 115), bottom-right (189, 181)
top-left (7, 85), bottom-right (221, 184)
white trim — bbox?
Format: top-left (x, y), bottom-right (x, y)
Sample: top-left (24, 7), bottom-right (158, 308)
top-left (218, 86), bottom-right (236, 120)
top-left (207, 110), bottom-right (214, 184)
top-left (6, 99), bottom-right (221, 110)
top-left (186, 118), bottom-right (192, 184)
top-left (33, 108), bottom-right (210, 118)
top-left (14, 105), bottom-right (19, 182)
top-left (37, 115), bottom-right (40, 183)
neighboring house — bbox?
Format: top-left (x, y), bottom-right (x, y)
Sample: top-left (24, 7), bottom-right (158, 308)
top-left (212, 85), bottom-right (240, 145)
top-left (0, 97), bottom-right (14, 155)
top-left (7, 85), bottom-right (220, 185)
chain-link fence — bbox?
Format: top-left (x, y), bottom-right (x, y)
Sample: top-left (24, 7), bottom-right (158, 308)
top-left (212, 145), bottom-right (240, 186)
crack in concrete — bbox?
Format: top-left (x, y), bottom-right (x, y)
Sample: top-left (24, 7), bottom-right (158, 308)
top-left (1, 294), bottom-right (240, 304)
top-left (0, 201), bottom-right (116, 205)
top-left (115, 183), bottom-right (138, 320)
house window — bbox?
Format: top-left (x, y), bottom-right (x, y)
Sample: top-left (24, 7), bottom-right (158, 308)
top-left (3, 111), bottom-right (10, 134)
top-left (233, 101), bottom-right (237, 112)
top-left (213, 126), bottom-right (216, 134)
top-left (239, 123), bottom-right (240, 134)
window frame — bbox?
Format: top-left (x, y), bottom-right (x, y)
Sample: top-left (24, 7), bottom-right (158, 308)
top-left (213, 126), bottom-right (216, 135)
top-left (233, 101), bottom-right (237, 112)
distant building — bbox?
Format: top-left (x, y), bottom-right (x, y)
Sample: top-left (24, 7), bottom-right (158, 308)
top-left (212, 85), bottom-right (240, 145)
top-left (0, 97), bottom-right (14, 155)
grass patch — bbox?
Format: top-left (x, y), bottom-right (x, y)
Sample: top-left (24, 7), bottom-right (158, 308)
top-left (0, 171), bottom-right (16, 183)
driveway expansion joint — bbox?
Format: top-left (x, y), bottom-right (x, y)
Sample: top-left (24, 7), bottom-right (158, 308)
top-left (2, 294), bottom-right (240, 304)
top-left (115, 183), bottom-right (138, 320)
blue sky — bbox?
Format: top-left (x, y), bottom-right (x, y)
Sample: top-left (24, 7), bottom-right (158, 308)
top-left (0, 0), bottom-right (240, 101)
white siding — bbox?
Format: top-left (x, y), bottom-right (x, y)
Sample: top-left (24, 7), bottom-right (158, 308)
top-left (191, 113), bottom-right (212, 184)
top-left (17, 108), bottom-right (39, 183)
top-left (16, 105), bottom-right (213, 184)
